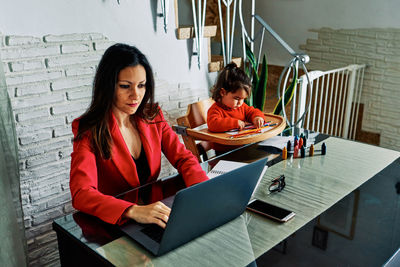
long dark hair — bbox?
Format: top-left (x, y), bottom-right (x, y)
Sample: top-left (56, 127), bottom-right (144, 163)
top-left (75, 43), bottom-right (158, 159)
top-left (211, 62), bottom-right (252, 103)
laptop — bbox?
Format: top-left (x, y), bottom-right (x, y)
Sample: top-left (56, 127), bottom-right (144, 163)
top-left (120, 157), bottom-right (268, 256)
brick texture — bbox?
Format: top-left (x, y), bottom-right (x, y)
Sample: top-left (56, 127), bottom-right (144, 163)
top-left (1, 32), bottom-right (208, 265)
top-left (301, 28), bottom-right (400, 151)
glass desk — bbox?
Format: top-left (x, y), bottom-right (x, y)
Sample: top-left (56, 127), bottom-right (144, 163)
top-left (53, 129), bottom-right (400, 266)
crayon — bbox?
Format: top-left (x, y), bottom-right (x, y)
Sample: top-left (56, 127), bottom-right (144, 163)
top-left (293, 145), bottom-right (299, 158)
top-left (322, 142), bottom-right (326, 155)
top-left (310, 144), bottom-right (314, 156)
top-left (282, 146), bottom-right (287, 160)
top-left (229, 128), bottom-right (261, 138)
top-left (301, 146), bottom-right (305, 158)
top-left (287, 140), bottom-right (291, 152)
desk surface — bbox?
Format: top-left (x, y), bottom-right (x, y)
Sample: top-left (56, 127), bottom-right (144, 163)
top-left (53, 130), bottom-right (400, 267)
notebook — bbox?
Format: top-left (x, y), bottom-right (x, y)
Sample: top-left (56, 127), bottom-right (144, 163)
top-left (207, 160), bottom-right (249, 178)
top-left (207, 160), bottom-right (267, 197)
top-left (119, 157), bottom-right (268, 256)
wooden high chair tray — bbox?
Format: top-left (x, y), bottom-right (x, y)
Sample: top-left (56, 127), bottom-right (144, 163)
top-left (186, 113), bottom-right (286, 145)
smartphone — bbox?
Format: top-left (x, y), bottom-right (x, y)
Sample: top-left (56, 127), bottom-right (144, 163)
top-left (247, 199), bottom-right (295, 222)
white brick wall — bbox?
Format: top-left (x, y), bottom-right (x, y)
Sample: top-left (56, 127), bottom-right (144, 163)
top-left (0, 32), bottom-right (208, 266)
top-left (300, 28), bottom-right (400, 151)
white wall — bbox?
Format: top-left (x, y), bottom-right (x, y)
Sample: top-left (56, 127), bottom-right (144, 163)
top-left (251, 0), bottom-right (400, 65)
top-left (0, 1), bottom-right (215, 265)
top-left (0, 0), bottom-right (214, 90)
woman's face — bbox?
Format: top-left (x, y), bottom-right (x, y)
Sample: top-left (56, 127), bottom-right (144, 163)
top-left (113, 65), bottom-right (147, 116)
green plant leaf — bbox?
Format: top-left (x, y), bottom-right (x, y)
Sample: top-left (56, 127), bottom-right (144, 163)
top-left (273, 66), bottom-right (298, 115)
top-left (245, 43), bottom-right (259, 81)
top-left (249, 68), bottom-right (259, 107)
top-left (254, 55), bottom-right (268, 111)
top-left (244, 43), bottom-right (269, 111)
top-left (245, 43), bottom-right (257, 71)
top-left (245, 43), bottom-right (258, 107)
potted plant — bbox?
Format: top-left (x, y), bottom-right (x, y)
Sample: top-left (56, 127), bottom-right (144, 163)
top-left (244, 43), bottom-right (297, 116)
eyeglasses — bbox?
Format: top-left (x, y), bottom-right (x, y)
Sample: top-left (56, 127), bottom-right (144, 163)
top-left (269, 174), bottom-right (286, 193)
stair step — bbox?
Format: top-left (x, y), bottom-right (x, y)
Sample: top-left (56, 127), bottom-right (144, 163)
top-left (208, 55), bottom-right (242, 72)
top-left (176, 25), bottom-right (217, 40)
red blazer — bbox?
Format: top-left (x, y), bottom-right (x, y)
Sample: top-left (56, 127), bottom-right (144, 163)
top-left (70, 110), bottom-right (208, 224)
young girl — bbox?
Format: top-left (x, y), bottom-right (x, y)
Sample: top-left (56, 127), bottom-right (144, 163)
top-left (207, 62), bottom-right (265, 133)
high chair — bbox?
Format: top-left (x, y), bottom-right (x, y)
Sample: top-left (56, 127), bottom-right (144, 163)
top-left (174, 98), bottom-right (286, 162)
top-left (175, 98), bottom-right (215, 162)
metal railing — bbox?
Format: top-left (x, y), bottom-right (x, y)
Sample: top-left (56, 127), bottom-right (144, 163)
top-left (238, 0), bottom-right (312, 128)
top-left (297, 64), bottom-right (367, 139)
top-left (159, 0), bottom-right (169, 33)
top-left (187, 0), bottom-right (366, 140)
top-left (217, 0), bottom-right (237, 66)
top-left (190, 0), bottom-right (207, 69)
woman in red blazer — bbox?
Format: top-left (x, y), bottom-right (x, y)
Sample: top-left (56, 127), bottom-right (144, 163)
top-left (70, 44), bottom-right (208, 227)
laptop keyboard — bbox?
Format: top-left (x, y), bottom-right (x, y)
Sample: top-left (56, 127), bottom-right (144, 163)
top-left (140, 224), bottom-right (165, 243)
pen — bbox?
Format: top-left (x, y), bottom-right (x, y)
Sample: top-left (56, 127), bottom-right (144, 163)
top-left (229, 123), bottom-right (278, 138)
top-left (230, 128), bottom-right (261, 137)
top-left (230, 131), bottom-right (266, 139)
top-left (230, 129), bottom-right (262, 138)
top-left (225, 121), bottom-right (273, 132)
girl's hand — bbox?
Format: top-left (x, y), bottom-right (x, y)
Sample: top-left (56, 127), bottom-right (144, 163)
top-left (253, 116), bottom-right (265, 128)
top-left (124, 201), bottom-right (171, 228)
top-left (238, 120), bottom-right (246, 130)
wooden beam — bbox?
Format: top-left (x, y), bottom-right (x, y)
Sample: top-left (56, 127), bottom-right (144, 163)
top-left (176, 25), bottom-right (217, 40)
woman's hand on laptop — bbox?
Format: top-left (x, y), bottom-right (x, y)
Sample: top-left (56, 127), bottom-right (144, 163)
top-left (124, 201), bottom-right (171, 228)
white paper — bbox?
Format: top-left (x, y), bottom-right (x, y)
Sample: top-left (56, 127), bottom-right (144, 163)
top-left (258, 134), bottom-right (317, 151)
top-left (207, 160), bottom-right (268, 198)
top-left (251, 166), bottom-right (268, 198)
top-left (207, 160), bottom-right (249, 178)
top-left (192, 124), bottom-right (208, 131)
top-left (225, 126), bottom-right (275, 136)
top-left (258, 136), bottom-right (294, 150)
